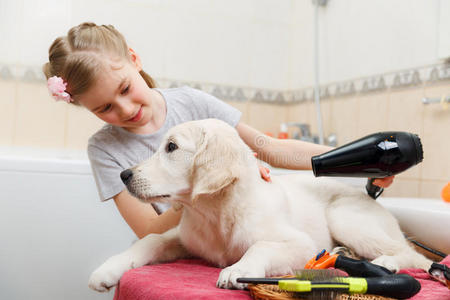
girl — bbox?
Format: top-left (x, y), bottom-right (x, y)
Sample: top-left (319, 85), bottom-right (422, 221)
top-left (43, 22), bottom-right (393, 239)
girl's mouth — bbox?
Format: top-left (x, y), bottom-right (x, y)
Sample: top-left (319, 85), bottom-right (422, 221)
top-left (128, 106), bottom-right (143, 122)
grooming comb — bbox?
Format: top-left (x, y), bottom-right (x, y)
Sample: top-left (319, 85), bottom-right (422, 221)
top-left (238, 270), bottom-right (349, 300)
top-left (238, 269), bottom-right (420, 299)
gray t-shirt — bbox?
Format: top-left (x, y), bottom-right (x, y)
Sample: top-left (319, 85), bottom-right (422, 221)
top-left (87, 86), bottom-right (242, 214)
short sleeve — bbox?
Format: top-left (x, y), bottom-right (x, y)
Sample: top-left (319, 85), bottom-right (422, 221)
top-left (184, 87), bottom-right (242, 126)
top-left (87, 143), bottom-right (125, 202)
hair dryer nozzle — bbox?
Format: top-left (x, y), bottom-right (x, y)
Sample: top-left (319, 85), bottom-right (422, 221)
top-left (311, 132), bottom-right (424, 178)
top-left (412, 134), bottom-right (424, 164)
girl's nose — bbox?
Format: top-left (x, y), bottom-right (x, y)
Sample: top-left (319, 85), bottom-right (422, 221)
top-left (115, 97), bottom-right (134, 118)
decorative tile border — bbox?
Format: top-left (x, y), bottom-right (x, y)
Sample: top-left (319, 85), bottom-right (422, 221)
top-left (158, 63), bottom-right (450, 103)
top-left (0, 64), bottom-right (47, 82)
top-left (1, 62), bottom-right (449, 104)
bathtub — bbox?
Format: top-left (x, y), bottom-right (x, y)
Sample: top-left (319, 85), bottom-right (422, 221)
top-left (0, 147), bottom-right (135, 300)
top-left (1, 149), bottom-right (448, 300)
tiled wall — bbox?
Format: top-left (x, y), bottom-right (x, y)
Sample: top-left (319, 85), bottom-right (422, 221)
top-left (0, 63), bottom-right (449, 199)
top-left (0, 79), bottom-right (100, 149)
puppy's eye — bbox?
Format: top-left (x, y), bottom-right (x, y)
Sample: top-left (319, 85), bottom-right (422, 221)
top-left (166, 142), bottom-right (178, 153)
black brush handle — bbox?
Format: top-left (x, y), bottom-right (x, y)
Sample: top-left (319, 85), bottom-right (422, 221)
top-left (335, 256), bottom-right (392, 277)
top-left (366, 274), bottom-right (421, 299)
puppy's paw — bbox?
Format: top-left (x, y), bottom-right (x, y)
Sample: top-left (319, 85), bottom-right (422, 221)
top-left (371, 255), bottom-right (400, 273)
top-left (88, 254), bottom-right (133, 292)
top-left (217, 264), bottom-right (265, 290)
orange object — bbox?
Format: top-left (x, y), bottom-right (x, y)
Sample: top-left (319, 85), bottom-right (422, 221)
top-left (277, 132), bottom-right (288, 139)
top-left (304, 249), bottom-right (338, 269)
top-left (278, 123), bottom-right (289, 139)
top-left (264, 132), bottom-right (274, 137)
top-left (442, 182), bottom-right (450, 203)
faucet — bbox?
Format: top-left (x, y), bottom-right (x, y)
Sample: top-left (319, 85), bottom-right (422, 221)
top-left (283, 122), bottom-right (337, 146)
top-left (284, 123), bottom-right (316, 143)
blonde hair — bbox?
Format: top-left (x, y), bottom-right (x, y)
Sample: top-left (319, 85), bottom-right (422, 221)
top-left (42, 22), bottom-right (156, 105)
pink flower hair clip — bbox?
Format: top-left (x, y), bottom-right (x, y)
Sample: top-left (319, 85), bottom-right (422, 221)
top-left (47, 76), bottom-right (73, 103)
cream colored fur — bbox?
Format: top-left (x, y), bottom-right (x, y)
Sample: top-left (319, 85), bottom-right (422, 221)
top-left (88, 119), bottom-right (431, 292)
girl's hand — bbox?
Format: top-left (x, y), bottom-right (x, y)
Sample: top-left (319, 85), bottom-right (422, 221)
top-left (372, 176), bottom-right (395, 188)
top-left (259, 165), bottom-right (272, 182)
top-left (254, 153), bottom-right (272, 183)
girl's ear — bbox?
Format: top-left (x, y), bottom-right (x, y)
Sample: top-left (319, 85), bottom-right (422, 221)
top-left (128, 48), bottom-right (142, 71)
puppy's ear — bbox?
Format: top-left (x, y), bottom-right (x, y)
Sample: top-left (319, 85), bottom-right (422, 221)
top-left (191, 130), bottom-right (240, 201)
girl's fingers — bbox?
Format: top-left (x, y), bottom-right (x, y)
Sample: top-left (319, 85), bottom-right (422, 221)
top-left (255, 152), bottom-right (271, 182)
top-left (259, 166), bottom-right (272, 182)
top-left (372, 176), bottom-right (395, 188)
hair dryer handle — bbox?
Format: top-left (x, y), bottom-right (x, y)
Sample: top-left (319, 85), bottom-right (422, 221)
top-left (366, 178), bottom-right (384, 199)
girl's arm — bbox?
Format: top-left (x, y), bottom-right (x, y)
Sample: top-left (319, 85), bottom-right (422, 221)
top-left (236, 122), bottom-right (332, 170)
top-left (236, 122), bottom-right (394, 187)
top-left (113, 189), bottom-right (182, 239)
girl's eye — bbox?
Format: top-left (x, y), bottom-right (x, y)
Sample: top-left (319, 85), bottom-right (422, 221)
top-left (121, 85), bottom-right (130, 95)
top-left (100, 104), bottom-right (112, 113)
top-left (166, 142), bottom-right (178, 153)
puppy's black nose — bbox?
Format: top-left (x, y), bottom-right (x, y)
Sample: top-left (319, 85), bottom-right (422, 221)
top-left (120, 169), bottom-right (133, 185)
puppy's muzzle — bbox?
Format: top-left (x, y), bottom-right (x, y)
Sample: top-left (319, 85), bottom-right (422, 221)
top-left (120, 169), bottom-right (133, 185)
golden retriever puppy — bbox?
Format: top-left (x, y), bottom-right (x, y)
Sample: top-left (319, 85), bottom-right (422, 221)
top-left (88, 119), bottom-right (431, 292)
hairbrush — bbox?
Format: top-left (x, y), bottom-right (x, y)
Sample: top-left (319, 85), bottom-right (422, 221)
top-left (237, 269), bottom-right (420, 299)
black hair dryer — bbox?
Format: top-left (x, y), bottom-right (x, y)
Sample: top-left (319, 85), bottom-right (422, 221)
top-left (311, 132), bottom-right (424, 199)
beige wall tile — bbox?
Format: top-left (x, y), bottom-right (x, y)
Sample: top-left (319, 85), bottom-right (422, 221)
top-left (317, 99), bottom-right (333, 139)
top-left (383, 177), bottom-right (420, 198)
top-left (421, 83), bottom-right (450, 181)
top-left (286, 102), bottom-right (312, 125)
top-left (13, 82), bottom-right (66, 148)
top-left (306, 101), bottom-right (326, 139)
top-left (247, 102), bottom-right (288, 136)
top-left (285, 102), bottom-right (313, 139)
top-left (388, 87), bottom-right (424, 134)
top-left (395, 165), bottom-right (422, 181)
top-left (225, 101), bottom-right (249, 124)
top-left (420, 179), bottom-right (449, 199)
top-left (386, 88), bottom-right (425, 179)
top-left (0, 80), bottom-right (17, 146)
top-left (330, 95), bottom-right (359, 145)
top-left (356, 92), bottom-right (390, 137)
top-left (65, 105), bottom-right (105, 150)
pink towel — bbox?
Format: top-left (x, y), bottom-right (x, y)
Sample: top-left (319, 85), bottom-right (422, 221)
top-left (114, 257), bottom-right (450, 300)
top-left (113, 259), bottom-right (251, 300)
